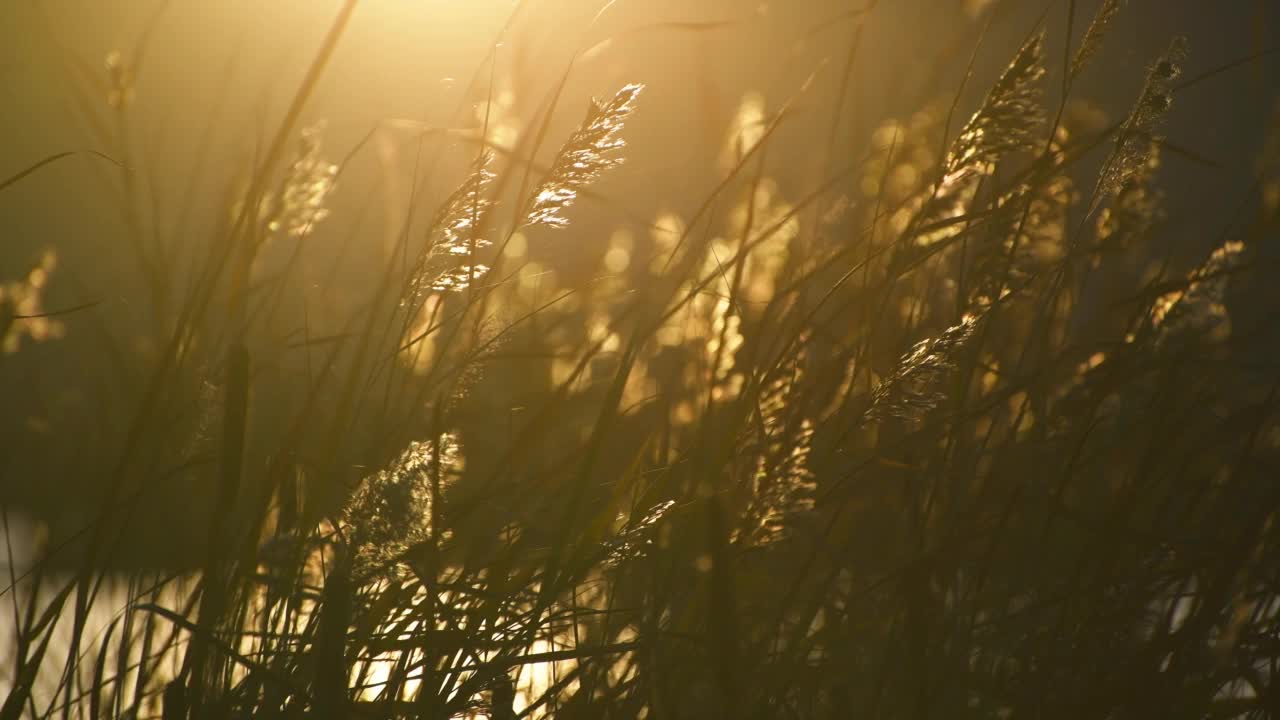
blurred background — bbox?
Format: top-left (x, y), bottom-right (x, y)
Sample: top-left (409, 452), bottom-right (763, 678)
top-left (1, 0), bottom-right (1277, 570)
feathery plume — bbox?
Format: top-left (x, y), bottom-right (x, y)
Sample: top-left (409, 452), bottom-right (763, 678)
top-left (524, 83), bottom-right (643, 230)
top-left (868, 314), bottom-right (981, 422)
top-left (944, 32), bottom-right (1047, 185)
top-left (1152, 240), bottom-right (1244, 344)
top-left (1070, 0), bottom-right (1124, 81)
top-left (405, 152), bottom-right (496, 303)
top-left (1095, 139), bottom-right (1163, 252)
top-left (341, 435), bottom-right (459, 582)
top-left (739, 355), bottom-right (816, 546)
top-left (1098, 37), bottom-right (1186, 202)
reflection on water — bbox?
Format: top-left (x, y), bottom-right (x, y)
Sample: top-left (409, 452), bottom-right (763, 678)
top-left (2, 512), bottom-right (195, 717)
top-left (2, 508), bottom-right (604, 719)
